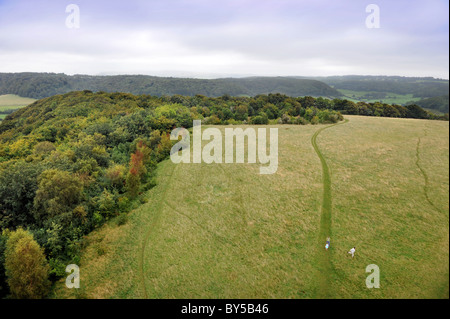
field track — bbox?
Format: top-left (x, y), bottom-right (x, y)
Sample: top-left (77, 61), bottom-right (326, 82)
top-left (139, 164), bottom-right (178, 298)
top-left (415, 132), bottom-right (442, 214)
top-left (311, 119), bottom-right (348, 298)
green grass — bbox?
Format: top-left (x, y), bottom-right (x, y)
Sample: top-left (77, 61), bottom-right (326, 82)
top-left (0, 94), bottom-right (36, 107)
top-left (338, 89), bottom-right (421, 105)
top-left (0, 94), bottom-right (36, 120)
top-left (52, 116), bottom-right (449, 299)
top-left (311, 119), bottom-right (349, 298)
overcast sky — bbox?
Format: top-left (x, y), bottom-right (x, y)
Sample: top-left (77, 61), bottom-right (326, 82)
top-left (0, 0), bottom-right (448, 79)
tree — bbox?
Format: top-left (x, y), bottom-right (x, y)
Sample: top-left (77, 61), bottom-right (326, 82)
top-left (0, 161), bottom-right (44, 229)
top-left (4, 228), bottom-right (50, 299)
top-left (405, 104), bottom-right (429, 119)
top-left (33, 169), bottom-right (84, 223)
top-left (235, 105), bottom-right (248, 121)
top-left (126, 146), bottom-right (146, 198)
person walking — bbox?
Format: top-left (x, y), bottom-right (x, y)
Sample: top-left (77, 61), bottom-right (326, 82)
top-left (348, 247), bottom-right (356, 258)
top-left (325, 237), bottom-right (331, 250)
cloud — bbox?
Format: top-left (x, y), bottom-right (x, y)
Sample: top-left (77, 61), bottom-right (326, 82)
top-left (0, 0), bottom-right (448, 78)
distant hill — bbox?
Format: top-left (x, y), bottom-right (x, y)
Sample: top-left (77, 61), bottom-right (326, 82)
top-left (409, 94), bottom-right (449, 114)
top-left (287, 75), bottom-right (449, 111)
top-left (302, 75), bottom-right (449, 98)
top-left (0, 73), bottom-right (341, 100)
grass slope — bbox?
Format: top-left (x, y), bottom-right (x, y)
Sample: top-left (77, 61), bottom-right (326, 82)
top-left (52, 116), bottom-right (449, 299)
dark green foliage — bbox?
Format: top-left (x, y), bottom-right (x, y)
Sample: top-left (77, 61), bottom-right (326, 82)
top-left (0, 73), bottom-right (342, 99)
top-left (410, 95), bottom-right (449, 113)
top-left (405, 104), bottom-right (430, 119)
top-left (0, 161), bottom-right (45, 229)
top-left (33, 169), bottom-right (84, 224)
top-left (314, 75), bottom-right (449, 98)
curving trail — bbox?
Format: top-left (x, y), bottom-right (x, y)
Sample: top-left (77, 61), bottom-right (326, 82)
top-left (415, 132), bottom-right (442, 214)
top-left (139, 163), bottom-right (178, 299)
top-left (311, 119), bottom-right (348, 298)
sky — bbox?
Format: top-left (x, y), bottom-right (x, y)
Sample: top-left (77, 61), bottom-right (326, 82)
top-left (0, 0), bottom-right (448, 79)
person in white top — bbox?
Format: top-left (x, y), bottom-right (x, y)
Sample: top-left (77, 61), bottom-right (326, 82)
top-left (348, 247), bottom-right (356, 258)
top-left (325, 237), bottom-right (330, 250)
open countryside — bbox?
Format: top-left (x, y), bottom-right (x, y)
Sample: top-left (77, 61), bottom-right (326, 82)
top-left (52, 115), bottom-right (449, 299)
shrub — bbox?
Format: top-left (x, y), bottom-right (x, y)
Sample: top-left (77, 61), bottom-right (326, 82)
top-left (33, 169), bottom-right (84, 222)
top-left (251, 113), bottom-right (269, 125)
top-left (92, 212), bottom-right (104, 228)
top-left (95, 189), bottom-right (117, 219)
top-left (4, 228), bottom-right (50, 299)
top-left (116, 213), bottom-right (128, 226)
top-left (281, 113), bottom-right (291, 124)
top-left (295, 117), bottom-right (309, 125)
top-left (33, 141), bottom-right (56, 157)
top-left (126, 170), bottom-right (140, 198)
top-left (117, 196), bottom-right (130, 212)
top-left (48, 258), bottom-right (67, 280)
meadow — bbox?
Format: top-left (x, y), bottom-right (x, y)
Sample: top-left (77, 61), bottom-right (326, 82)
top-left (52, 115), bottom-right (449, 299)
top-left (0, 94), bottom-right (36, 120)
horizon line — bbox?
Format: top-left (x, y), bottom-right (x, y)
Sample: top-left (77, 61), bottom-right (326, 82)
top-left (0, 71), bottom-right (448, 81)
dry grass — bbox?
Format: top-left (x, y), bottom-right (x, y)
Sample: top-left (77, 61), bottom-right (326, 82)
top-left (0, 94), bottom-right (36, 109)
top-left (52, 116), bottom-right (449, 299)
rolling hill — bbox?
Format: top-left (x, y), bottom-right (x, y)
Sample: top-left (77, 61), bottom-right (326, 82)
top-left (0, 73), bottom-right (342, 100)
top-left (292, 75), bottom-right (449, 111)
top-left (411, 95), bottom-right (449, 114)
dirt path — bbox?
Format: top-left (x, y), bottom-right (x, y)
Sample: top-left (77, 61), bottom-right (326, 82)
top-left (311, 119), bottom-right (348, 298)
top-left (415, 132), bottom-right (443, 214)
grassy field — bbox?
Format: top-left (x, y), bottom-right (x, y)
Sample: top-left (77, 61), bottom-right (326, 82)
top-left (0, 94), bottom-right (36, 120)
top-left (52, 115), bottom-right (449, 299)
top-left (338, 89), bottom-right (421, 105)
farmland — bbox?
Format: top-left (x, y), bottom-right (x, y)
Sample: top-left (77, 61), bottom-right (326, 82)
top-left (0, 94), bottom-right (36, 120)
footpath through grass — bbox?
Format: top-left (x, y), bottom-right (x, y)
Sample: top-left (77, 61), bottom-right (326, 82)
top-left (52, 116), bottom-right (449, 299)
top-left (310, 119), bottom-right (348, 298)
